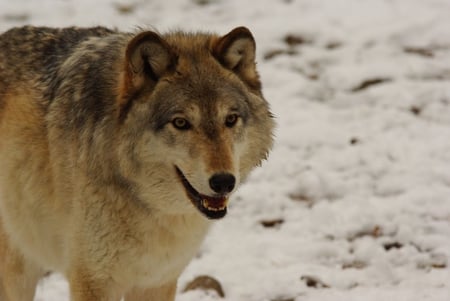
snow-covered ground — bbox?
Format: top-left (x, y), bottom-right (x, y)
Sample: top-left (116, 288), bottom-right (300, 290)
top-left (1, 0), bottom-right (450, 300)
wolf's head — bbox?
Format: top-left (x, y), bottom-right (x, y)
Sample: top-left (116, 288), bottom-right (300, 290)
top-left (116, 27), bottom-right (274, 219)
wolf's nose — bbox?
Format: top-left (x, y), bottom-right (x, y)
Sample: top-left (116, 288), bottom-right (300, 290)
top-left (209, 173), bottom-right (236, 194)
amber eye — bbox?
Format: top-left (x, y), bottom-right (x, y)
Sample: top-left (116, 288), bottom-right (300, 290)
top-left (172, 117), bottom-right (191, 130)
top-left (225, 114), bottom-right (239, 128)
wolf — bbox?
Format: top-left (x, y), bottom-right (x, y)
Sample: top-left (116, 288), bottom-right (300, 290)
top-left (0, 25), bottom-right (274, 301)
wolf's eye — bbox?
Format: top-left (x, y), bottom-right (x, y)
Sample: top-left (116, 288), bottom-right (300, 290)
top-left (225, 114), bottom-right (239, 128)
top-left (172, 117), bottom-right (191, 130)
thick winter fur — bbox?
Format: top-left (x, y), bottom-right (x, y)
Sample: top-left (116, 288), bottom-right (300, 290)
top-left (0, 25), bottom-right (274, 301)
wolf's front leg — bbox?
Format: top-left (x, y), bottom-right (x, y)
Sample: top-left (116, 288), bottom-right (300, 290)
top-left (68, 268), bottom-right (123, 301)
top-left (0, 226), bottom-right (43, 301)
top-left (124, 282), bottom-right (177, 301)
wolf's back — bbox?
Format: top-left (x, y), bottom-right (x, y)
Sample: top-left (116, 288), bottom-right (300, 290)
top-left (0, 26), bottom-right (116, 75)
top-left (0, 26), bottom-right (116, 102)
top-left (0, 26), bottom-right (121, 122)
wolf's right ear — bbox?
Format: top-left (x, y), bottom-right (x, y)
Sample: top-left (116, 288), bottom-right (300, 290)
top-left (212, 27), bottom-right (261, 91)
top-left (119, 31), bottom-right (176, 108)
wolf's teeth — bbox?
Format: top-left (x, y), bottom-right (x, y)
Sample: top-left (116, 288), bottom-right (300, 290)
top-left (202, 199), bottom-right (226, 211)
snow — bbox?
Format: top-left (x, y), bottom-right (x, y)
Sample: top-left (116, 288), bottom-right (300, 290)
top-left (1, 0), bottom-right (450, 300)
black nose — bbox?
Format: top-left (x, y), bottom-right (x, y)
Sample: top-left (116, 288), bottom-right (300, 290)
top-left (209, 173), bottom-right (236, 194)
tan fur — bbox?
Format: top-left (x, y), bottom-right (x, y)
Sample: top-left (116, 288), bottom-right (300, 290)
top-left (0, 26), bottom-right (274, 300)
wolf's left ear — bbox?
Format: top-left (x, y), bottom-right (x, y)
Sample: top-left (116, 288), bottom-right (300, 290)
top-left (213, 27), bottom-right (261, 90)
top-left (119, 31), bottom-right (176, 110)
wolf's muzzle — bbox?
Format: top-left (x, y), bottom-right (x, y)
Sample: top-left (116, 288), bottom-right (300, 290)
top-left (175, 166), bottom-right (229, 219)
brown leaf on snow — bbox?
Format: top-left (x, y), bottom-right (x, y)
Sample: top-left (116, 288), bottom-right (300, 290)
top-left (347, 225), bottom-right (382, 242)
top-left (342, 260), bottom-right (367, 269)
top-left (183, 275), bottom-right (225, 297)
top-left (410, 106), bottom-right (422, 116)
top-left (383, 241), bottom-right (403, 251)
top-left (351, 78), bottom-right (392, 92)
top-left (114, 3), bottom-right (136, 15)
top-left (300, 275), bottom-right (330, 288)
top-left (264, 49), bottom-right (298, 60)
top-left (284, 34), bottom-right (312, 46)
top-left (404, 47), bottom-right (434, 58)
top-left (260, 218), bottom-right (285, 228)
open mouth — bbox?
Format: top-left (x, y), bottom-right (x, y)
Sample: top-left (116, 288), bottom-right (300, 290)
top-left (175, 166), bottom-right (228, 219)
